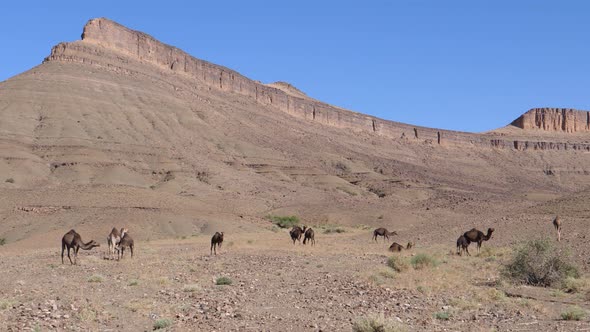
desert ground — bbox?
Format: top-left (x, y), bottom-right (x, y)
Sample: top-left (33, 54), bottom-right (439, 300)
top-left (1, 18), bottom-right (590, 331)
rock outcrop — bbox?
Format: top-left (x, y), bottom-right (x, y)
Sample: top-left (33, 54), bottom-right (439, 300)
top-left (511, 108), bottom-right (590, 133)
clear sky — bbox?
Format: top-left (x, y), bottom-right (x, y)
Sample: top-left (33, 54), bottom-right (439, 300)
top-left (1, 1), bottom-right (588, 132)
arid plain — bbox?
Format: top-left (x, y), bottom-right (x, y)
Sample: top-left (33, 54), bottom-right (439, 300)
top-left (1, 18), bottom-right (590, 331)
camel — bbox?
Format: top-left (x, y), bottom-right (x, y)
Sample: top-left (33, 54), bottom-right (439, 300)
top-left (553, 216), bottom-right (562, 242)
top-left (456, 235), bottom-right (470, 256)
top-left (115, 233), bottom-right (134, 260)
top-left (61, 229), bottom-right (100, 265)
top-left (107, 227), bottom-right (128, 259)
top-left (290, 226), bottom-right (306, 245)
top-left (211, 232), bottom-right (224, 255)
top-left (463, 228), bottom-right (494, 253)
top-left (372, 228), bottom-right (398, 243)
top-left (388, 242), bottom-right (413, 252)
top-left (303, 228), bottom-right (315, 246)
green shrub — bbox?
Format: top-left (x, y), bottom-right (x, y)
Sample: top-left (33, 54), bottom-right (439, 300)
top-left (410, 254), bottom-right (438, 270)
top-left (387, 256), bottom-right (409, 273)
top-left (87, 275), bottom-right (104, 283)
top-left (5, 178), bottom-right (14, 183)
top-left (183, 284), bottom-right (201, 292)
top-left (561, 306), bottom-right (586, 321)
top-left (561, 276), bottom-right (588, 293)
top-left (216, 276), bottom-right (232, 285)
top-left (0, 238), bottom-right (5, 246)
top-left (266, 215), bottom-right (299, 228)
top-left (153, 318), bottom-right (172, 330)
top-left (128, 280), bottom-right (139, 286)
top-left (434, 311), bottom-right (450, 320)
top-left (352, 313), bottom-right (405, 332)
top-left (323, 226), bottom-right (346, 234)
top-left (503, 238), bottom-right (579, 287)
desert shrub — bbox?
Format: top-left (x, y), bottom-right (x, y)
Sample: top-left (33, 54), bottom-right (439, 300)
top-left (387, 256), bottom-right (410, 273)
top-left (196, 171), bottom-right (210, 184)
top-left (561, 277), bottom-right (588, 293)
top-left (434, 311), bottom-right (450, 320)
top-left (352, 313), bottom-right (405, 332)
top-left (153, 318), bottom-right (172, 330)
top-left (333, 161), bottom-right (349, 172)
top-left (5, 178), bottom-right (14, 183)
top-left (410, 254), bottom-right (439, 270)
top-left (87, 275), bottom-right (104, 283)
top-left (216, 276), bottom-right (232, 285)
top-left (266, 215), bottom-right (299, 228)
top-left (183, 284), bottom-right (201, 292)
top-left (128, 280), bottom-right (139, 286)
top-left (368, 187), bottom-right (386, 198)
top-left (323, 226), bottom-right (346, 234)
top-left (561, 306), bottom-right (586, 321)
top-left (502, 238), bottom-right (579, 287)
top-left (0, 238), bottom-right (5, 246)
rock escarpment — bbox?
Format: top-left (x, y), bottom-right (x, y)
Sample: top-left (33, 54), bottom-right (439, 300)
top-left (511, 108), bottom-right (590, 133)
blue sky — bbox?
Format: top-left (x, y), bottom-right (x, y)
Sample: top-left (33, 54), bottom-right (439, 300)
top-left (1, 1), bottom-right (588, 132)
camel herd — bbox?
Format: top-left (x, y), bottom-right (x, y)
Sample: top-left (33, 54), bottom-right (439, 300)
top-left (60, 215), bottom-right (564, 265)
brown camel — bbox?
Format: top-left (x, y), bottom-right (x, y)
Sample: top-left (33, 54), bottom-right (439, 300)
top-left (553, 216), bottom-right (562, 242)
top-left (303, 228), bottom-right (315, 246)
top-left (456, 235), bottom-right (470, 256)
top-left (388, 242), bottom-right (413, 252)
top-left (61, 229), bottom-right (100, 265)
top-left (115, 233), bottom-right (134, 260)
top-left (463, 228), bottom-right (494, 253)
top-left (290, 226), bottom-right (306, 245)
top-left (107, 227), bottom-right (128, 259)
top-left (373, 228), bottom-right (398, 243)
top-left (211, 232), bottom-right (224, 255)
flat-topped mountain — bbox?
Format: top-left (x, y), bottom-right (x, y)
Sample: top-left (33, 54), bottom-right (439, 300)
top-left (1, 18), bottom-right (589, 248)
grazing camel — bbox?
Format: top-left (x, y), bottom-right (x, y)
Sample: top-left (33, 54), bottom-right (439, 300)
top-left (210, 232), bottom-right (224, 255)
top-left (553, 216), bottom-right (562, 242)
top-left (303, 228), bottom-right (315, 246)
top-left (289, 226), bottom-right (307, 245)
top-left (373, 228), bottom-right (398, 243)
top-left (389, 242), bottom-right (413, 252)
top-left (463, 228), bottom-right (494, 253)
top-left (61, 229), bottom-right (100, 265)
top-left (107, 227), bottom-right (128, 259)
top-left (115, 233), bottom-right (134, 260)
top-left (456, 235), bottom-right (470, 256)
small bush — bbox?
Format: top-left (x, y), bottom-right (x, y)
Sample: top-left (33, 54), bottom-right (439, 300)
top-left (153, 318), bottom-right (172, 330)
top-left (410, 254), bottom-right (438, 270)
top-left (128, 280), bottom-right (139, 286)
top-left (387, 256), bottom-right (409, 273)
top-left (266, 215), bottom-right (299, 228)
top-left (323, 226), bottom-right (346, 234)
top-left (0, 238), bottom-right (5, 246)
top-left (352, 313), bottom-right (405, 332)
top-left (502, 238), bottom-right (579, 287)
top-left (561, 306), bottom-right (586, 321)
top-left (5, 178), bottom-right (14, 183)
top-left (183, 284), bottom-right (201, 292)
top-left (561, 277), bottom-right (588, 293)
top-left (87, 275), bottom-right (104, 283)
top-left (216, 276), bottom-right (232, 285)
top-left (434, 311), bottom-right (450, 320)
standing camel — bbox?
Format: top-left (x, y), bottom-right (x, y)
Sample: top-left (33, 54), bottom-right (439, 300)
top-left (61, 229), bottom-right (100, 265)
top-left (372, 228), bottom-right (397, 243)
top-left (107, 227), bottom-right (128, 259)
top-left (211, 232), bottom-right (224, 255)
top-left (456, 235), bottom-right (470, 256)
top-left (303, 228), bottom-right (315, 246)
top-left (290, 226), bottom-right (306, 245)
top-left (553, 216), bottom-right (562, 242)
top-left (115, 233), bottom-right (134, 260)
top-left (463, 228), bottom-right (494, 254)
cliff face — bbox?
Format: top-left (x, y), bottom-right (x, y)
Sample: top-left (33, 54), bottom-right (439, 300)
top-left (511, 108), bottom-right (590, 133)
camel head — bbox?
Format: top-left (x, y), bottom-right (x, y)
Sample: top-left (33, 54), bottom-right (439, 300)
top-left (486, 228), bottom-right (495, 239)
top-left (301, 226), bottom-right (307, 233)
top-left (120, 228), bottom-right (129, 237)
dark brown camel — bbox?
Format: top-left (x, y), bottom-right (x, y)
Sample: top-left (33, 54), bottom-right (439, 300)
top-left (456, 235), bottom-right (470, 256)
top-left (61, 229), bottom-right (100, 265)
top-left (303, 228), bottom-right (315, 246)
top-left (107, 227), bottom-right (128, 259)
top-left (388, 242), bottom-right (413, 252)
top-left (553, 216), bottom-right (562, 242)
top-left (115, 233), bottom-right (134, 260)
top-left (463, 228), bottom-right (494, 253)
top-left (211, 232), bottom-right (224, 255)
top-left (290, 226), bottom-right (306, 245)
top-left (373, 228), bottom-right (398, 243)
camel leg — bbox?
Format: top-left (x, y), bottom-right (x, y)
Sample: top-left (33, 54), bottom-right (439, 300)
top-left (211, 243), bottom-right (214, 255)
top-left (130, 244), bottom-right (134, 258)
top-left (557, 229), bottom-right (561, 242)
top-left (74, 247), bottom-right (79, 265)
top-left (61, 243), bottom-right (65, 264)
top-left (465, 245), bottom-right (470, 256)
top-left (66, 247), bottom-right (74, 265)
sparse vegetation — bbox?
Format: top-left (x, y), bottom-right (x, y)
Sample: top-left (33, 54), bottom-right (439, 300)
top-left (503, 238), bottom-right (579, 287)
top-left (368, 187), bottom-right (386, 198)
top-left (87, 274), bottom-right (104, 283)
top-left (216, 276), bottom-right (232, 285)
top-left (337, 186), bottom-right (357, 196)
top-left (434, 311), bottom-right (450, 320)
top-left (183, 284), bottom-right (201, 292)
top-left (560, 306), bottom-right (586, 321)
top-left (128, 280), bottom-right (139, 286)
top-left (333, 161), bottom-right (349, 173)
top-left (153, 318), bottom-right (172, 330)
top-left (561, 276), bottom-right (588, 293)
top-left (5, 178), bottom-right (14, 183)
top-left (0, 300), bottom-right (14, 310)
top-left (352, 313), bottom-right (405, 332)
top-left (410, 254), bottom-right (439, 270)
top-left (0, 238), bottom-right (5, 246)
top-left (323, 225), bottom-right (346, 234)
top-left (387, 256), bottom-right (410, 273)
top-left (196, 171), bottom-right (210, 184)
top-left (266, 215), bottom-right (299, 228)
